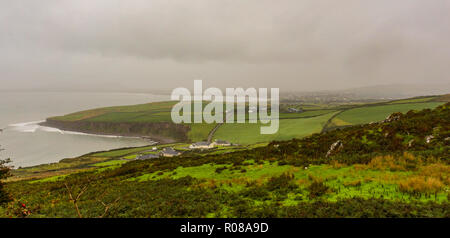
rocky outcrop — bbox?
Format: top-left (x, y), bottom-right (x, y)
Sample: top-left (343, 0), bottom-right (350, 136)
top-left (408, 139), bottom-right (415, 148)
top-left (382, 112), bottom-right (403, 123)
top-left (425, 135), bottom-right (435, 144)
top-left (326, 140), bottom-right (343, 157)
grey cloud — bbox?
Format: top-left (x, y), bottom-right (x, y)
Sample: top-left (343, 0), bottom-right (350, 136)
top-left (0, 0), bottom-right (449, 91)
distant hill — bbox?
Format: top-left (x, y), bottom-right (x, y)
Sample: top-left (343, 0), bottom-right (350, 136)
top-left (282, 84), bottom-right (450, 102)
top-left (337, 84), bottom-right (450, 99)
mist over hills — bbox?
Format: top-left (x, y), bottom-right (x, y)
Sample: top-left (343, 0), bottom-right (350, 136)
top-left (1, 83), bottom-right (448, 103)
top-left (336, 84), bottom-right (450, 99)
top-left (282, 83), bottom-right (450, 102)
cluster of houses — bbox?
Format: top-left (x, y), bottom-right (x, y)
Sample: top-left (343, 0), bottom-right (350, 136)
top-left (136, 139), bottom-right (232, 160)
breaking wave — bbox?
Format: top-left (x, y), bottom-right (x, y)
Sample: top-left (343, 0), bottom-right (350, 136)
top-left (7, 120), bottom-right (138, 139)
top-left (8, 120), bottom-right (45, 133)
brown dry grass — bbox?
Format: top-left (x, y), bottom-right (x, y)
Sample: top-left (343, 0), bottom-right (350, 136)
top-left (418, 163), bottom-right (450, 185)
top-left (330, 160), bottom-right (347, 169)
top-left (363, 152), bottom-right (423, 171)
top-left (344, 180), bottom-right (362, 187)
top-left (398, 176), bottom-right (443, 195)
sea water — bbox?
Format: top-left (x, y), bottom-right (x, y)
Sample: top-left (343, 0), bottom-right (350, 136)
top-left (0, 91), bottom-right (168, 167)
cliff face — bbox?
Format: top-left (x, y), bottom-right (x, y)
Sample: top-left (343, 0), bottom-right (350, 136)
top-left (40, 119), bottom-right (190, 143)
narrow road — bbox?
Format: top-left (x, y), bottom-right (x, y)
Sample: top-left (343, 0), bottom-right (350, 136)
top-left (207, 111), bottom-right (233, 143)
top-left (207, 123), bottom-right (223, 143)
top-left (320, 110), bottom-right (345, 133)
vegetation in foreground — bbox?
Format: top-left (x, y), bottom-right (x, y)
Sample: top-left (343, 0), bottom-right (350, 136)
top-left (0, 159), bottom-right (11, 205)
top-left (0, 103), bottom-right (448, 218)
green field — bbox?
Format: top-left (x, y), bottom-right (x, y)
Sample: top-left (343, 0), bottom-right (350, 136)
top-left (387, 96), bottom-right (436, 104)
top-left (50, 101), bottom-right (177, 122)
top-left (278, 110), bottom-right (337, 119)
top-left (187, 123), bottom-right (217, 142)
top-left (335, 102), bottom-right (442, 125)
top-left (213, 112), bottom-right (337, 144)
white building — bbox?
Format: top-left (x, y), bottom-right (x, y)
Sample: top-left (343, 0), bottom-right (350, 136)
top-left (189, 142), bottom-right (214, 149)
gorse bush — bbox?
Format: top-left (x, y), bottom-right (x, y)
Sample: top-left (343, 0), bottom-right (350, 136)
top-left (265, 172), bottom-right (298, 195)
top-left (308, 180), bottom-right (330, 199)
top-left (366, 152), bottom-right (423, 171)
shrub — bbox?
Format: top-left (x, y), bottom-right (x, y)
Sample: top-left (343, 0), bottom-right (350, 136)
top-left (308, 181), bottom-right (329, 198)
top-left (266, 173), bottom-right (298, 194)
top-left (0, 159), bottom-right (12, 205)
top-left (215, 166), bottom-right (227, 174)
top-left (240, 186), bottom-right (271, 201)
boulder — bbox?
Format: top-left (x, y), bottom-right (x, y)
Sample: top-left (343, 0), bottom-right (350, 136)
top-left (326, 140), bottom-right (343, 157)
top-left (382, 112), bottom-right (403, 123)
top-left (425, 135), bottom-right (434, 144)
top-left (408, 139), bottom-right (415, 148)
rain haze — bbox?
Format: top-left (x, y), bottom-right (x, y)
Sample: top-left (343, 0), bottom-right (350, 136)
top-left (2, 0), bottom-right (450, 221)
top-left (1, 0), bottom-right (450, 93)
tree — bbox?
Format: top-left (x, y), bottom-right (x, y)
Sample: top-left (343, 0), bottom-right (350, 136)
top-left (0, 155), bottom-right (12, 205)
top-left (0, 128), bottom-right (12, 205)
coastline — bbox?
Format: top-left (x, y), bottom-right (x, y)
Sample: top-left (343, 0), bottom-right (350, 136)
top-left (9, 120), bottom-right (154, 140)
top-left (39, 119), bottom-right (181, 144)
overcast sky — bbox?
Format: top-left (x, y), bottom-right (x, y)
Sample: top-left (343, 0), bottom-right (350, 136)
top-left (1, 0), bottom-right (449, 92)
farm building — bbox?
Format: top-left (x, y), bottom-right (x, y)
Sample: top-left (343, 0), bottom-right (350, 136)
top-left (189, 142), bottom-right (214, 149)
top-left (137, 154), bottom-right (159, 160)
top-left (161, 147), bottom-right (181, 157)
top-left (212, 140), bottom-right (232, 146)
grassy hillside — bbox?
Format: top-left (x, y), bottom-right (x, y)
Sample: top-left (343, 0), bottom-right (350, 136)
top-left (1, 103), bottom-right (449, 218)
top-left (334, 102), bottom-right (442, 125)
top-left (44, 101), bottom-right (216, 142)
top-left (214, 96), bottom-right (446, 144)
top-left (49, 101), bottom-right (177, 122)
top-left (42, 96), bottom-right (448, 145)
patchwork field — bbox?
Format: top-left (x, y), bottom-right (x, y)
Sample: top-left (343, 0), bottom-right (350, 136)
top-left (42, 96), bottom-right (447, 146)
top-left (213, 112), bottom-right (337, 144)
